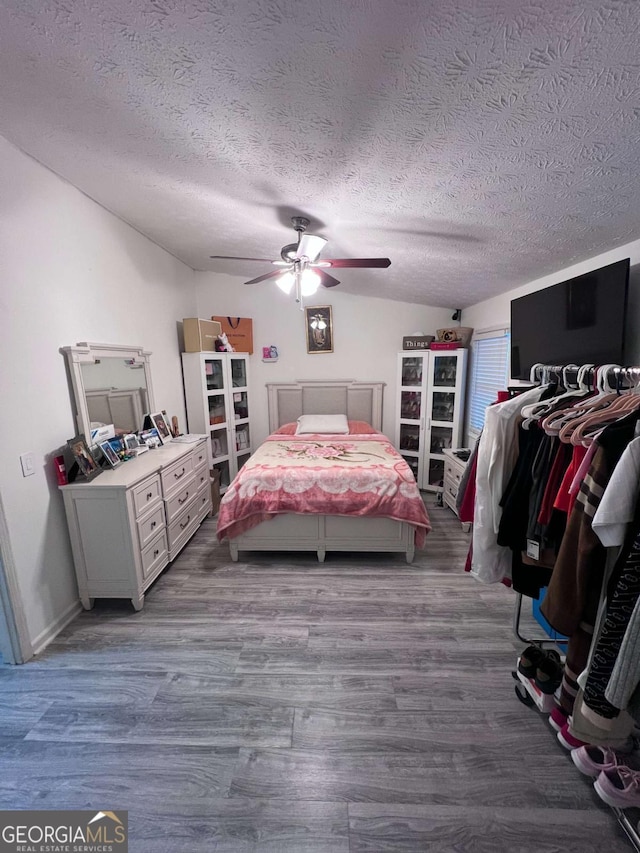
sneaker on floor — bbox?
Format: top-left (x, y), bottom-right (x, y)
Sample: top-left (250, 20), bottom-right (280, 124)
top-left (548, 706), bottom-right (568, 732)
top-left (594, 767), bottom-right (640, 809)
top-left (557, 721), bottom-right (588, 750)
top-left (535, 649), bottom-right (563, 694)
top-left (517, 645), bottom-right (547, 679)
top-left (572, 745), bottom-right (625, 777)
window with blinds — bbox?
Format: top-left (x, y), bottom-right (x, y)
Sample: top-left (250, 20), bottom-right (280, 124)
top-left (468, 330), bottom-right (510, 435)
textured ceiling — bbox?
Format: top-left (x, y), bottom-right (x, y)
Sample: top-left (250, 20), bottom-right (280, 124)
top-left (2, 1), bottom-right (640, 307)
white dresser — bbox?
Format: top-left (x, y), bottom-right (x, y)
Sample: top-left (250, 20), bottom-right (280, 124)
top-left (61, 439), bottom-right (211, 611)
top-left (442, 448), bottom-right (471, 518)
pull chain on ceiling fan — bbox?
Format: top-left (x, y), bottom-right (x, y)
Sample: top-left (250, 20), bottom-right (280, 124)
top-left (211, 216), bottom-right (391, 309)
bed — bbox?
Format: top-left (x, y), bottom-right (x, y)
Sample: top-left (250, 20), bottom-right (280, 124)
top-left (216, 380), bottom-right (431, 563)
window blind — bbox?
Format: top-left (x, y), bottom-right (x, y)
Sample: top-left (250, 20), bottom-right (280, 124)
top-left (468, 331), bottom-right (510, 434)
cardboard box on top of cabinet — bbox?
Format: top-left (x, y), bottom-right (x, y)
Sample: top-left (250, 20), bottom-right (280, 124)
top-left (183, 318), bottom-right (223, 352)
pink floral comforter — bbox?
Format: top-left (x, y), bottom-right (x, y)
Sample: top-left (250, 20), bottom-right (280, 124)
top-left (216, 433), bottom-right (431, 546)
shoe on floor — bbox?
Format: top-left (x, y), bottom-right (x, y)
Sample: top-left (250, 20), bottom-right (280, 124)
top-left (548, 705), bottom-right (569, 732)
top-left (518, 645), bottom-right (547, 679)
top-left (535, 649), bottom-right (563, 694)
top-left (572, 745), bottom-right (625, 777)
top-left (594, 766), bottom-right (640, 809)
top-left (557, 721), bottom-right (588, 750)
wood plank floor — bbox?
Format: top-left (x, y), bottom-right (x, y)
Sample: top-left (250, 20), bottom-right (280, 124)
top-left (1, 503), bottom-right (636, 852)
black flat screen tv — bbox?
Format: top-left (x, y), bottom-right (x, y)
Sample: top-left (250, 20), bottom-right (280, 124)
top-left (510, 259), bottom-right (630, 380)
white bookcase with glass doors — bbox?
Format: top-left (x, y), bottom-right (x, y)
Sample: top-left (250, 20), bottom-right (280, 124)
top-left (395, 349), bottom-right (467, 491)
top-left (181, 352), bottom-right (251, 494)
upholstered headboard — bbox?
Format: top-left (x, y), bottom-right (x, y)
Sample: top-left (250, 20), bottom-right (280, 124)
top-left (266, 380), bottom-right (385, 433)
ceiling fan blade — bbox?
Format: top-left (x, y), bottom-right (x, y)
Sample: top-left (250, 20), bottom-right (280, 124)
top-left (318, 270), bottom-right (341, 288)
top-left (210, 255), bottom-right (276, 263)
top-left (296, 234), bottom-right (327, 263)
top-left (244, 269), bottom-right (288, 286)
top-left (322, 258), bottom-right (391, 268)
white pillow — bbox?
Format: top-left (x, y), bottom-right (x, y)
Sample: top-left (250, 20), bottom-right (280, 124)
top-left (295, 414), bottom-right (349, 434)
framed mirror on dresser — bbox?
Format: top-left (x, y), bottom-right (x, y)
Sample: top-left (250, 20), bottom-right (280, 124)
top-left (62, 341), bottom-right (155, 444)
top-left (60, 342), bottom-right (212, 611)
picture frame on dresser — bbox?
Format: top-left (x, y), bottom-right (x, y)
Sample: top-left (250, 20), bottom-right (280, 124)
top-left (150, 411), bottom-right (172, 444)
top-left (66, 435), bottom-right (101, 482)
top-left (98, 440), bottom-right (121, 468)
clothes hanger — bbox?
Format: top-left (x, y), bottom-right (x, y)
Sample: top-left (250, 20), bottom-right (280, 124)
top-left (521, 363), bottom-right (587, 427)
top-left (557, 364), bottom-right (625, 443)
top-left (568, 366), bottom-right (640, 445)
top-left (541, 364), bottom-right (598, 434)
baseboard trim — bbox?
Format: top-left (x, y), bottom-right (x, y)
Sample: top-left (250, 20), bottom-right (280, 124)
top-left (31, 599), bottom-right (82, 657)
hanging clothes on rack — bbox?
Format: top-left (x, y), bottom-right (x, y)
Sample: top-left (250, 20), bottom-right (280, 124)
top-left (470, 384), bottom-right (547, 585)
top-left (540, 399), bottom-right (640, 726)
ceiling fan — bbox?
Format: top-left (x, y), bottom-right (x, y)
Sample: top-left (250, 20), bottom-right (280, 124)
top-left (210, 216), bottom-right (391, 306)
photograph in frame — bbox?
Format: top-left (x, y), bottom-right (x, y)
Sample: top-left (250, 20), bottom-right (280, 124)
top-left (98, 440), bottom-right (121, 468)
top-left (305, 305), bottom-right (333, 354)
top-left (67, 434), bottom-right (101, 481)
top-left (150, 412), bottom-right (171, 444)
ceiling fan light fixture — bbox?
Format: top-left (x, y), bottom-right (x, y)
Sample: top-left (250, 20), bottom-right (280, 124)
top-left (300, 269), bottom-right (321, 296)
top-left (276, 271), bottom-right (295, 294)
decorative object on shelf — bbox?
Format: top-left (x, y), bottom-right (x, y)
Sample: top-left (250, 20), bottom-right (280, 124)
top-left (54, 454), bottom-right (68, 486)
top-left (435, 327), bottom-right (474, 347)
top-left (139, 427), bottom-right (161, 448)
top-left (182, 318), bottom-right (223, 352)
top-left (67, 434), bottom-right (101, 482)
top-left (402, 334), bottom-right (435, 350)
top-left (215, 331), bottom-right (235, 352)
top-left (98, 439), bottom-right (121, 468)
top-left (212, 316), bottom-right (253, 353)
top-left (305, 305), bottom-right (333, 354)
top-left (124, 433), bottom-right (140, 451)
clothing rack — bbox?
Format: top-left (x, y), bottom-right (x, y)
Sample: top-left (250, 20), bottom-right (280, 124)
top-left (512, 361), bottom-right (640, 851)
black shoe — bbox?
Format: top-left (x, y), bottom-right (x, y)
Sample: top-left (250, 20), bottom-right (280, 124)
top-left (535, 649), bottom-right (563, 694)
top-left (518, 645), bottom-right (546, 679)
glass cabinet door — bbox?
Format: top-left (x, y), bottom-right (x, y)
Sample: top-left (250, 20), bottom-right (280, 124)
top-left (204, 358), bottom-right (225, 391)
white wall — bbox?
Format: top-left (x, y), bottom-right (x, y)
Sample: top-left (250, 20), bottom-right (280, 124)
top-left (0, 136), bottom-right (196, 652)
top-left (462, 240), bottom-right (640, 370)
top-left (194, 274), bottom-right (455, 443)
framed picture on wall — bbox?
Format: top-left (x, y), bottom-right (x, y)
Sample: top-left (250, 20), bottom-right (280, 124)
top-left (305, 306), bottom-right (333, 354)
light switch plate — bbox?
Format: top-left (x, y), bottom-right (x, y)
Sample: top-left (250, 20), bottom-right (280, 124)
top-left (20, 452), bottom-right (35, 477)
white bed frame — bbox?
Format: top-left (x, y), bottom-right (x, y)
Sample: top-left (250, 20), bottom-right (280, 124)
top-left (227, 379), bottom-right (417, 563)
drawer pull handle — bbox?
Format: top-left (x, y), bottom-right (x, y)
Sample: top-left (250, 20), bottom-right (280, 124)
top-left (146, 491), bottom-right (153, 500)
top-left (174, 468), bottom-right (186, 480)
top-left (153, 549), bottom-right (159, 558)
top-left (178, 492), bottom-right (190, 504)
top-left (180, 515), bottom-right (191, 530)
top-left (151, 521), bottom-right (157, 529)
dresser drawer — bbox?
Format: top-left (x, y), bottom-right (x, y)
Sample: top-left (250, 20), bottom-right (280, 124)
top-left (193, 461), bottom-right (210, 493)
top-left (444, 474), bottom-right (459, 502)
top-left (168, 496), bottom-right (200, 551)
top-left (165, 476), bottom-right (197, 525)
top-left (191, 444), bottom-right (208, 471)
top-left (132, 474), bottom-right (162, 518)
top-left (195, 478), bottom-right (212, 518)
top-left (161, 454), bottom-right (194, 499)
top-left (141, 530), bottom-right (169, 580)
top-left (137, 504), bottom-right (166, 549)
top-left (444, 459), bottom-right (463, 484)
